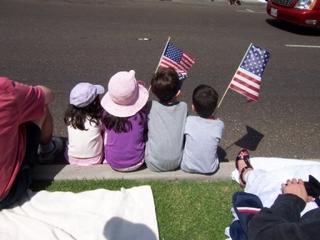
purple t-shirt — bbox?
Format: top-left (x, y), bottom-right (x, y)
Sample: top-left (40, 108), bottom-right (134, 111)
top-left (104, 111), bottom-right (147, 169)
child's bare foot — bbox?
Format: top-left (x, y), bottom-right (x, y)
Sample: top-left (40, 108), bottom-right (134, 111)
top-left (235, 149), bottom-right (253, 187)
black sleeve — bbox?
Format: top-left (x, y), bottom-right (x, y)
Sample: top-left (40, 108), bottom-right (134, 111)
top-left (247, 194), bottom-right (311, 240)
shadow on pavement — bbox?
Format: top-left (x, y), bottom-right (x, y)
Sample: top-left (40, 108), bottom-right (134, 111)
top-left (234, 126), bottom-right (264, 151)
top-left (218, 146), bottom-right (228, 162)
top-left (224, 126), bottom-right (264, 158)
top-left (32, 164), bottom-right (67, 182)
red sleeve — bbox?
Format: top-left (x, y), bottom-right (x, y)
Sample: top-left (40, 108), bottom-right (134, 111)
top-left (13, 80), bottom-right (46, 124)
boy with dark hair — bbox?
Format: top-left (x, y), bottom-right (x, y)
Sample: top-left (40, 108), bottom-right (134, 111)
top-left (181, 84), bottom-right (224, 174)
top-left (145, 67), bottom-right (187, 171)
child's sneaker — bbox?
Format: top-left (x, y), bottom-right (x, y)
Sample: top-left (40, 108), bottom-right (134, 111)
top-left (38, 137), bottom-right (64, 164)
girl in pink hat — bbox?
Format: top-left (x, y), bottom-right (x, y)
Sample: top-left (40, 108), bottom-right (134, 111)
top-left (101, 70), bottom-right (149, 172)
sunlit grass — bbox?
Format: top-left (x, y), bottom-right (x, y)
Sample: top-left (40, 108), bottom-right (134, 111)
top-left (32, 180), bottom-right (241, 240)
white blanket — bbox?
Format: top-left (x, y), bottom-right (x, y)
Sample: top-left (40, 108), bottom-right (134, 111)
top-left (0, 185), bottom-right (159, 240)
top-left (232, 157), bottom-right (320, 214)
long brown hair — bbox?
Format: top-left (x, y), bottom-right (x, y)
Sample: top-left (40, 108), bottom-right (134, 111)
top-left (64, 96), bottom-right (102, 130)
top-left (102, 110), bottom-right (146, 133)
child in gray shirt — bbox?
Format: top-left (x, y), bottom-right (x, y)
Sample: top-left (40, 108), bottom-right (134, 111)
top-left (145, 67), bottom-right (187, 171)
top-left (181, 84), bottom-right (224, 174)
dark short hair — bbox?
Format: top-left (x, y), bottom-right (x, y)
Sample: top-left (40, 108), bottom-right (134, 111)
top-left (151, 67), bottom-right (180, 103)
top-left (192, 84), bottom-right (219, 118)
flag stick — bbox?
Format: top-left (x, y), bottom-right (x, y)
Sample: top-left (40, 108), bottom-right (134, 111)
top-left (154, 36), bottom-right (171, 73)
top-left (215, 43), bottom-right (253, 112)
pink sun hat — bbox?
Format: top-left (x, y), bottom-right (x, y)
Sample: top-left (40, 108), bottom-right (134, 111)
top-left (101, 70), bottom-right (149, 117)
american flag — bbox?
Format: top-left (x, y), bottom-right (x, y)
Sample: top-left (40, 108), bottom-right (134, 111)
top-left (159, 42), bottom-right (195, 80)
top-left (229, 44), bottom-right (270, 101)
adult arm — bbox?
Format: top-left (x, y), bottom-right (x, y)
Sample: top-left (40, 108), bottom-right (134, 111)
top-left (35, 85), bottom-right (54, 105)
top-left (248, 194), bottom-right (309, 240)
top-left (247, 179), bottom-right (317, 240)
top-left (11, 81), bottom-right (53, 123)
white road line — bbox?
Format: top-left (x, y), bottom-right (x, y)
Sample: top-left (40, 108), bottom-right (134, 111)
top-left (236, 10), bottom-right (266, 14)
top-left (285, 44), bottom-right (320, 48)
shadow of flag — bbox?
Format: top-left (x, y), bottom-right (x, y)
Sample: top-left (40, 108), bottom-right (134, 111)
top-left (234, 126), bottom-right (264, 151)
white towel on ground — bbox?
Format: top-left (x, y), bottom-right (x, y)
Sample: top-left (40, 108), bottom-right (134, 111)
top-left (0, 185), bottom-right (159, 240)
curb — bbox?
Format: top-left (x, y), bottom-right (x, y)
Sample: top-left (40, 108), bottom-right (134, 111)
top-left (32, 162), bottom-right (235, 181)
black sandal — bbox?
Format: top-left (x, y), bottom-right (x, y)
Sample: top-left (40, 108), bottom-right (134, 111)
top-left (235, 149), bottom-right (253, 186)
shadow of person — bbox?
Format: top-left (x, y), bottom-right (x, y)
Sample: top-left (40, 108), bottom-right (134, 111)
top-left (234, 126), bottom-right (264, 151)
top-left (104, 217), bottom-right (157, 240)
top-left (265, 19), bottom-right (320, 36)
top-left (217, 146), bottom-right (228, 162)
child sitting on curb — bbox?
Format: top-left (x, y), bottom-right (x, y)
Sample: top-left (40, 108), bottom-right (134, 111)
top-left (101, 70), bottom-right (149, 172)
top-left (64, 82), bottom-right (105, 166)
top-left (181, 84), bottom-right (224, 174)
top-left (145, 67), bottom-right (187, 172)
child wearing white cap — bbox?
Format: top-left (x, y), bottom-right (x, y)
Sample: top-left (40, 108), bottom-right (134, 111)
top-left (64, 82), bottom-right (105, 166)
top-left (101, 70), bottom-right (149, 172)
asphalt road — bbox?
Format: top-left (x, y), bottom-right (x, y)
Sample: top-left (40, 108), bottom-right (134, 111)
top-left (1, 0), bottom-right (319, 160)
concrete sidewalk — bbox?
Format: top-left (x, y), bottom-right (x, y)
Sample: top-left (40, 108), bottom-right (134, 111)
top-left (32, 162), bottom-right (235, 181)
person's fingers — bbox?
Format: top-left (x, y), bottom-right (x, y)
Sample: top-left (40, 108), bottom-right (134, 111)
top-left (298, 179), bottom-right (304, 184)
top-left (286, 179), bottom-right (291, 185)
top-left (292, 178), bottom-right (298, 184)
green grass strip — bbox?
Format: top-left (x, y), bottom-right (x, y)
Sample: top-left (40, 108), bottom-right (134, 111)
top-left (32, 180), bottom-right (241, 240)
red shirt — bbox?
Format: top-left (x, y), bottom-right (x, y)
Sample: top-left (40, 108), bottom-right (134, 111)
top-left (0, 77), bottom-right (45, 199)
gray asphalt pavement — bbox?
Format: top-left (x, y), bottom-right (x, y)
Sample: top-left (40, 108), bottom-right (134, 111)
top-left (1, 0), bottom-right (319, 161)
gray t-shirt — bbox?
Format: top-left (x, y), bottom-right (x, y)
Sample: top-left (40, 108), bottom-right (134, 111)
top-left (145, 101), bottom-right (187, 171)
top-left (181, 116), bottom-right (224, 174)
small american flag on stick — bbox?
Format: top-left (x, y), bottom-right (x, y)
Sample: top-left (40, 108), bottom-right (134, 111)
top-left (156, 38), bottom-right (195, 80)
top-left (229, 44), bottom-right (270, 102)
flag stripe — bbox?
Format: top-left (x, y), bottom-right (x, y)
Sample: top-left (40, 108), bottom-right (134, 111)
top-left (183, 53), bottom-right (195, 62)
top-left (161, 62), bottom-right (186, 72)
top-left (230, 84), bottom-right (259, 101)
top-left (230, 81), bottom-right (259, 97)
top-left (236, 70), bottom-right (261, 84)
top-left (180, 61), bottom-right (190, 70)
top-left (181, 56), bottom-right (193, 69)
top-left (232, 77), bottom-right (260, 93)
top-left (182, 59), bottom-right (194, 68)
top-left (162, 56), bottom-right (186, 71)
top-left (182, 53), bottom-right (195, 65)
top-left (233, 73), bottom-right (261, 90)
top-left (160, 57), bottom-right (186, 71)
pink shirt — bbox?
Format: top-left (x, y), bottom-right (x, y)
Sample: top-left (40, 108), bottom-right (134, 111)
top-left (0, 77), bottom-right (45, 199)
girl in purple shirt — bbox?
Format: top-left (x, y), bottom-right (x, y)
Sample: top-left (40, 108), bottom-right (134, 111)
top-left (101, 70), bottom-right (149, 171)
